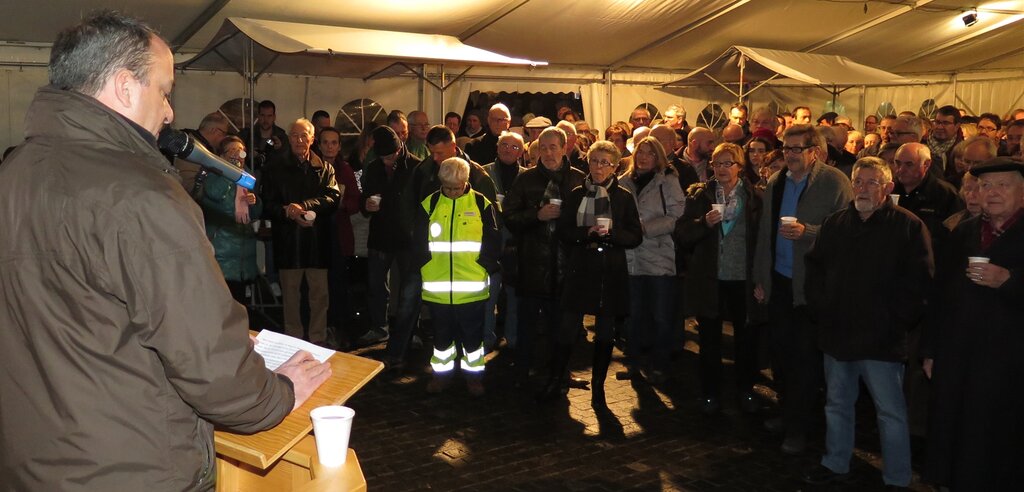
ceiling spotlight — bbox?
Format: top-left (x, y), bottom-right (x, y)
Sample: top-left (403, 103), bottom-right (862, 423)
top-left (962, 9), bottom-right (978, 27)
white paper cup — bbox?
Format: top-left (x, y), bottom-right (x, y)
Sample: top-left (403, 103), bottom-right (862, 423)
top-left (711, 204), bottom-right (725, 214)
top-left (549, 198), bottom-right (562, 207)
top-left (596, 217), bottom-right (611, 231)
top-left (967, 256), bottom-right (990, 264)
top-left (303, 211), bottom-right (317, 222)
top-left (310, 406), bottom-right (355, 467)
top-left (368, 195), bottom-right (382, 206)
top-left (780, 216), bottom-right (798, 225)
top-left (496, 193), bottom-right (505, 203)
top-left (890, 194), bottom-right (900, 206)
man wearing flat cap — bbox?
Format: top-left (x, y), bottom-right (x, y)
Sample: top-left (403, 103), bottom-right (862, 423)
top-left (358, 126), bottom-right (423, 351)
top-left (524, 116), bottom-right (552, 144)
top-left (923, 157), bottom-right (1024, 490)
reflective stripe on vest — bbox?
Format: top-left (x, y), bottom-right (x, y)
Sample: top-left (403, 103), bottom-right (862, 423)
top-left (422, 280), bottom-right (488, 293)
top-left (427, 241), bottom-right (482, 253)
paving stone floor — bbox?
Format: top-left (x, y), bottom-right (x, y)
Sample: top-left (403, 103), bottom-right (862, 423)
top-left (333, 321), bottom-right (933, 492)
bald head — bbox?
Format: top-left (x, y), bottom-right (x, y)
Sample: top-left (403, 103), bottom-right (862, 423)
top-left (650, 125), bottom-right (677, 153)
top-left (722, 123), bottom-right (745, 144)
top-left (688, 127), bottom-right (716, 160)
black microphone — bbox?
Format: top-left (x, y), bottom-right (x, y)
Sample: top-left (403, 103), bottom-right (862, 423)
top-left (157, 129), bottom-right (256, 190)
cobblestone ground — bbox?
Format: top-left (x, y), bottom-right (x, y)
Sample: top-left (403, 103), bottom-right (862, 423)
top-left (337, 320), bottom-right (932, 492)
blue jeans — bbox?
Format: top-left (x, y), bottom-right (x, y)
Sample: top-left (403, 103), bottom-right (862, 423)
top-left (627, 275), bottom-right (676, 371)
top-left (367, 249), bottom-right (422, 360)
top-left (822, 354), bottom-right (911, 487)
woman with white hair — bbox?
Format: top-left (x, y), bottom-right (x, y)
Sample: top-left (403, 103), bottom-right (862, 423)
top-left (414, 157), bottom-right (501, 396)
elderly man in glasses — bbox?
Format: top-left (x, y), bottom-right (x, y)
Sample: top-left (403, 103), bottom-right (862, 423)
top-left (753, 124), bottom-right (853, 455)
top-left (801, 157), bottom-right (932, 488)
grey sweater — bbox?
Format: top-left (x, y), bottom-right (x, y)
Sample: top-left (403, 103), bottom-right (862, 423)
top-left (752, 161), bottom-right (853, 306)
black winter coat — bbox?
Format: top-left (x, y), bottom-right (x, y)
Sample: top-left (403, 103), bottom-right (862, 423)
top-left (260, 152), bottom-right (340, 269)
top-left (359, 148), bottom-right (422, 252)
top-left (677, 179), bottom-right (762, 319)
top-left (923, 214), bottom-right (1024, 489)
top-left (557, 176), bottom-right (643, 315)
top-left (502, 163), bottom-right (585, 297)
top-left (805, 201), bottom-right (933, 361)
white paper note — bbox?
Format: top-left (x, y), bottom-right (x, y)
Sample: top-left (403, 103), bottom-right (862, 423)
top-left (254, 330), bottom-right (335, 371)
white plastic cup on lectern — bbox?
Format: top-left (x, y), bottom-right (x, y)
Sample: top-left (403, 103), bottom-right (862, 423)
top-left (310, 405), bottom-right (355, 467)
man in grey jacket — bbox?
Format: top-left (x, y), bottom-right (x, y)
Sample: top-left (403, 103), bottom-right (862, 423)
top-left (0, 12), bottom-right (330, 491)
top-left (753, 124), bottom-right (853, 455)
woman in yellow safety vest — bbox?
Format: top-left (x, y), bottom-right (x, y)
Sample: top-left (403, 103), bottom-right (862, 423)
top-left (414, 157), bottom-right (501, 396)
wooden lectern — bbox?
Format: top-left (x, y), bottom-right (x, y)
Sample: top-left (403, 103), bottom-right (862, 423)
top-left (214, 350), bottom-right (383, 492)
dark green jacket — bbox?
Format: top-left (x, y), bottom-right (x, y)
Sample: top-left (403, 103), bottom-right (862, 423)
top-left (200, 171), bottom-right (263, 281)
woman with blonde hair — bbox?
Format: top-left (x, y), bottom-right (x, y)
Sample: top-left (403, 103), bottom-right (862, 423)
top-left (677, 142), bottom-right (764, 414)
top-left (618, 137), bottom-right (685, 382)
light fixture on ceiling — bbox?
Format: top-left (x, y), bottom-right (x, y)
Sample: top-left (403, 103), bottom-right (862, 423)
top-left (962, 9), bottom-right (979, 27)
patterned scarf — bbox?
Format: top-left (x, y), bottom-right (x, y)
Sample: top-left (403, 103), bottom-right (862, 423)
top-left (576, 175), bottom-right (613, 227)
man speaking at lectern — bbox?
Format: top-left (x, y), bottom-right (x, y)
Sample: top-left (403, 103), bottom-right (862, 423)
top-left (0, 11), bottom-right (331, 491)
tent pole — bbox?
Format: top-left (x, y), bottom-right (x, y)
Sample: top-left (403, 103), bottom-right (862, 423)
top-left (951, 72), bottom-right (957, 109)
top-left (738, 55), bottom-right (745, 104)
top-left (440, 64), bottom-right (446, 123)
top-left (702, 73), bottom-right (740, 99)
top-left (832, 85), bottom-right (837, 110)
top-left (605, 70), bottom-right (613, 130)
top-left (418, 64), bottom-right (425, 115)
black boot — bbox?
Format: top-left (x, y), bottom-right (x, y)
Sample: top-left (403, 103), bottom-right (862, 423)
top-left (537, 343), bottom-right (572, 401)
top-left (591, 341), bottom-right (614, 411)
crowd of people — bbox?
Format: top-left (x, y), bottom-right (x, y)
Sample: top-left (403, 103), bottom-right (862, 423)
top-left (157, 96), bottom-right (1024, 490)
top-left (2, 10), bottom-right (1023, 491)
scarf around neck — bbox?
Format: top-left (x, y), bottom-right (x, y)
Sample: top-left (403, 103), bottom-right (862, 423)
top-left (576, 175), bottom-right (613, 227)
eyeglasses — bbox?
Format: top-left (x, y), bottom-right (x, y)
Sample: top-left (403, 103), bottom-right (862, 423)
top-left (498, 142), bottom-right (522, 151)
top-left (589, 158), bottom-right (616, 168)
top-left (852, 179), bottom-right (885, 189)
top-left (932, 119), bottom-right (956, 127)
top-left (711, 161), bottom-right (737, 168)
top-left (781, 145), bottom-right (814, 154)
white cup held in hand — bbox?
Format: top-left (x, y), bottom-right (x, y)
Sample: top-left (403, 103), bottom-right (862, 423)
top-left (310, 405), bottom-right (355, 467)
top-left (549, 198), bottom-right (562, 207)
top-left (596, 217), bottom-right (611, 232)
top-left (368, 194), bottom-right (382, 206)
top-left (967, 256), bottom-right (990, 265)
top-left (303, 211), bottom-right (316, 222)
top-left (711, 204), bottom-right (725, 214)
top-left (890, 194), bottom-right (900, 206)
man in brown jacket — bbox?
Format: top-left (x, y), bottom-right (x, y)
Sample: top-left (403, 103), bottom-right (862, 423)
top-left (0, 11), bottom-right (330, 491)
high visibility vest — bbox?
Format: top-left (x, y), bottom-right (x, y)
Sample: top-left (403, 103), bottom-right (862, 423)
top-left (420, 190), bottom-right (491, 305)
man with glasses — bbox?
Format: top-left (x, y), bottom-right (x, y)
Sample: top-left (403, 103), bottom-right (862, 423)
top-left (924, 157), bottom-right (1024, 490)
top-left (802, 157), bottom-right (931, 488)
top-left (864, 114), bottom-right (879, 134)
top-left (753, 124), bottom-right (853, 455)
top-left (406, 110), bottom-right (431, 161)
top-left (977, 112), bottom-right (1002, 143)
top-left (927, 105), bottom-right (963, 180)
top-left (260, 118), bottom-right (341, 346)
top-left (177, 112), bottom-right (232, 200)
top-left (466, 103), bottom-right (511, 165)
top-left (629, 107), bottom-right (652, 131)
top-left (893, 143), bottom-right (963, 249)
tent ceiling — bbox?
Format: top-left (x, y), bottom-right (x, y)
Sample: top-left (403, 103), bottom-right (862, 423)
top-left (3, 0), bottom-right (1022, 75)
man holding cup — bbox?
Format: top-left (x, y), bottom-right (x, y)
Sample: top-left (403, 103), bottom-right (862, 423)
top-left (923, 157), bottom-right (1024, 490)
top-left (753, 124), bottom-right (853, 454)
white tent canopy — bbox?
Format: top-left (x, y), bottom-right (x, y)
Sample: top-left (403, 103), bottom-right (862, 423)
top-left (662, 46), bottom-right (920, 102)
top-left (178, 17), bottom-right (546, 80)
